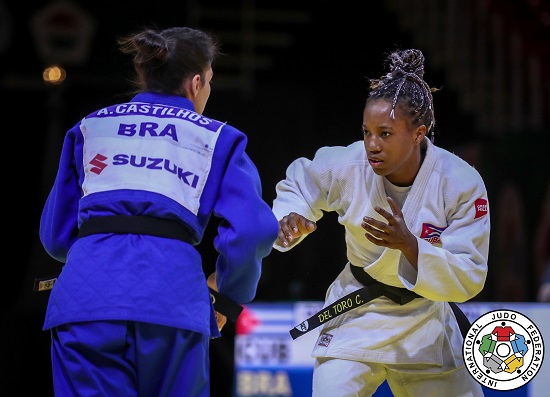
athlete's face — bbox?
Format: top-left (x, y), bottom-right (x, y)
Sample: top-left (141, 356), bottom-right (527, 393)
top-left (362, 99), bottom-right (426, 187)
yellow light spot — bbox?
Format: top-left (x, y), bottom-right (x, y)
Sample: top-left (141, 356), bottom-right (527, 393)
top-left (43, 65), bottom-right (66, 85)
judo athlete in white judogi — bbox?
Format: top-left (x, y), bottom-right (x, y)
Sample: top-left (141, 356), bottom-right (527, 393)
top-left (272, 49), bottom-right (489, 397)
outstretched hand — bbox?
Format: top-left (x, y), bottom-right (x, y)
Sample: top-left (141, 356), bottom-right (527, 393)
top-left (361, 196), bottom-right (419, 268)
top-left (275, 212), bottom-right (317, 248)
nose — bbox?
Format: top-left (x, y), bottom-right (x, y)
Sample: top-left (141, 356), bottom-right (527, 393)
top-left (364, 135), bottom-right (381, 152)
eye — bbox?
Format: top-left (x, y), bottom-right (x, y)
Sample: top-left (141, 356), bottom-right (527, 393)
top-left (361, 127), bottom-right (368, 136)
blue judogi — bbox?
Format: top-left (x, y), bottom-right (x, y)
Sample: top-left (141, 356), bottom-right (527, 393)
top-left (40, 92), bottom-right (279, 396)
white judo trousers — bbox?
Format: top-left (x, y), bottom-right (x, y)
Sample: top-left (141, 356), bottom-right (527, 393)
top-left (312, 356), bottom-right (483, 397)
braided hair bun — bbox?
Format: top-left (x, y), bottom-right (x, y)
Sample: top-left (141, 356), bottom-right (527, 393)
top-left (368, 48), bottom-right (438, 142)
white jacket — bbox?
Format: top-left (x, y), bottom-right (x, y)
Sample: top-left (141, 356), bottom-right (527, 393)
top-left (272, 138), bottom-right (490, 371)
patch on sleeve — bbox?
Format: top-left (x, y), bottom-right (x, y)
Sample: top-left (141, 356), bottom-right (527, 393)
top-left (420, 223), bottom-right (446, 244)
top-left (474, 198), bottom-right (488, 219)
top-left (317, 333), bottom-right (333, 347)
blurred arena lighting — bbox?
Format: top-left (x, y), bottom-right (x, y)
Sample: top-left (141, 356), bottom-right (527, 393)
top-left (42, 65), bottom-right (66, 85)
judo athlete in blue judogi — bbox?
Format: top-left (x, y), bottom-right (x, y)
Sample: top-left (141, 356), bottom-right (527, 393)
top-left (39, 27), bottom-right (279, 397)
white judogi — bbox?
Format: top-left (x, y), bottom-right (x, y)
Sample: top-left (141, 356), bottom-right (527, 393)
top-left (272, 138), bottom-right (489, 394)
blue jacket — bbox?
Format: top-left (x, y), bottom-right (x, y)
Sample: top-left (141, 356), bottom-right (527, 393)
top-left (39, 92), bottom-right (279, 337)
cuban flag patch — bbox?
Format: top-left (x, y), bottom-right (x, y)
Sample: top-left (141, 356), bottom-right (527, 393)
top-left (420, 223), bottom-right (446, 245)
top-left (474, 198), bottom-right (488, 219)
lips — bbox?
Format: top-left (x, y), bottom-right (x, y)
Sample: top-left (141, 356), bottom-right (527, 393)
top-left (368, 158), bottom-right (383, 168)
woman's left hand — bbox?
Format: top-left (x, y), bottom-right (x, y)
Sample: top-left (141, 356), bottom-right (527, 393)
top-left (361, 196), bottom-right (419, 268)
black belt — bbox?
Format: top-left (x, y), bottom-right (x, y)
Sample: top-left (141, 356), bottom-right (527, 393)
top-left (34, 216), bottom-right (244, 322)
top-left (289, 265), bottom-right (470, 340)
top-left (350, 264), bottom-right (420, 305)
top-left (78, 215), bottom-right (195, 243)
top-left (351, 265), bottom-right (471, 337)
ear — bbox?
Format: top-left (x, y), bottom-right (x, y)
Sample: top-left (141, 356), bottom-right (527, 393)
top-left (191, 74), bottom-right (202, 97)
top-left (414, 125), bottom-right (427, 144)
top-left (182, 74), bottom-right (202, 98)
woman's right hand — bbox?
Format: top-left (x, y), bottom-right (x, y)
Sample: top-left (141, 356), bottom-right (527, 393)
top-left (275, 212), bottom-right (317, 248)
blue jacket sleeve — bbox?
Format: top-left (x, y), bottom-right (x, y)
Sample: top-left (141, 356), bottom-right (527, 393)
top-left (39, 124), bottom-right (83, 263)
top-left (212, 135), bottom-right (279, 304)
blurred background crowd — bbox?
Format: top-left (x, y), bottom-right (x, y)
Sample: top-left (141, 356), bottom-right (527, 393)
top-left (2, 1), bottom-right (549, 396)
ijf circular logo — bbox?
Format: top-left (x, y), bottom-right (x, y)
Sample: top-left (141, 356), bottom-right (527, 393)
top-left (462, 309), bottom-right (545, 391)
